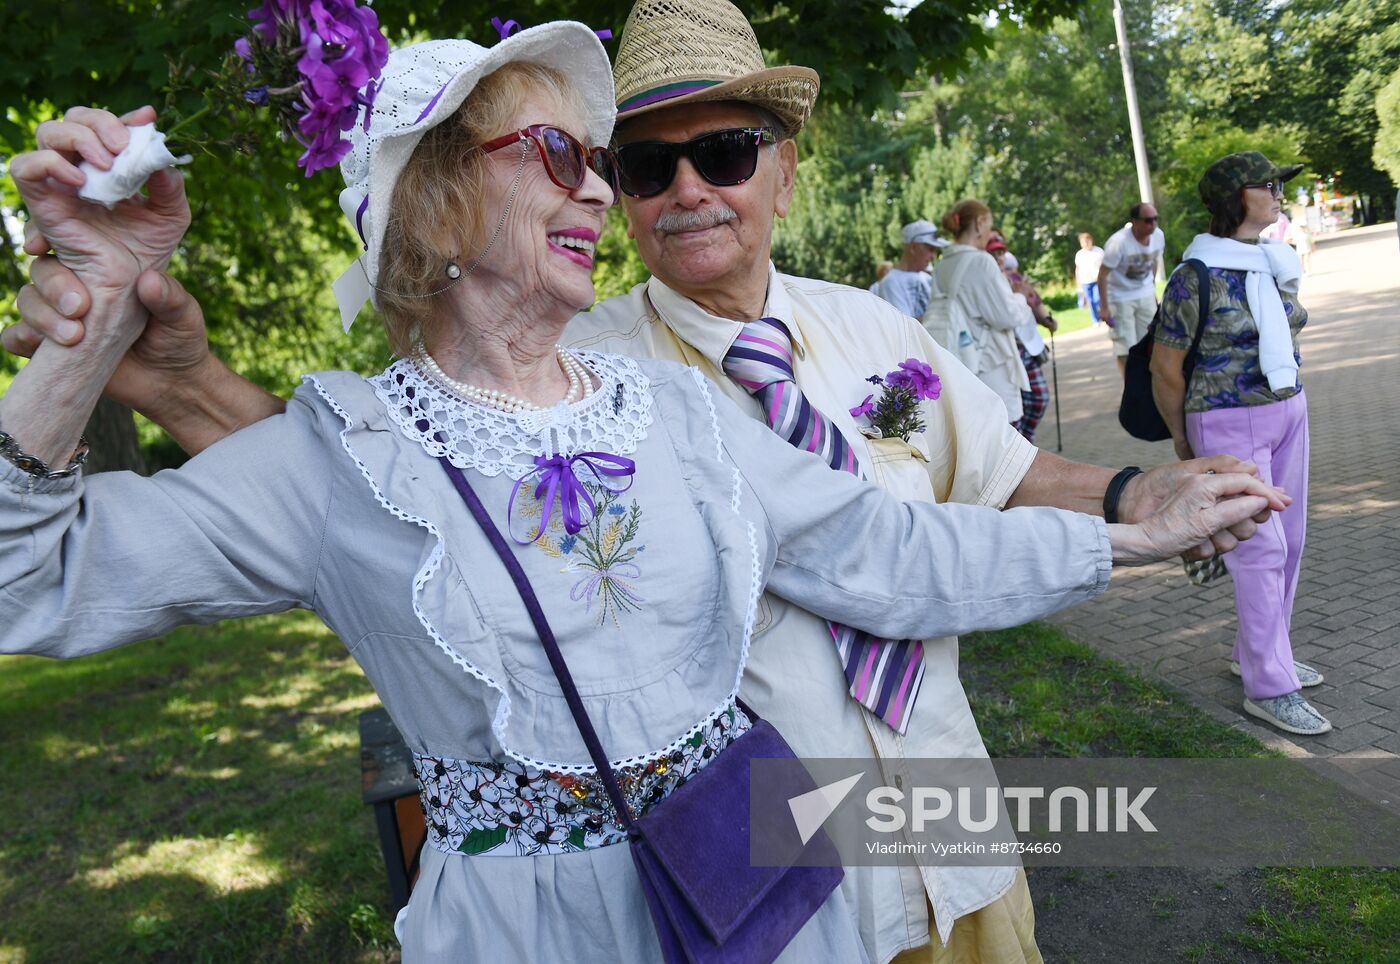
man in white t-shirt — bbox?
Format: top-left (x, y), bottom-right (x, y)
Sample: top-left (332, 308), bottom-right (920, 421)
top-left (1098, 203), bottom-right (1165, 377)
top-left (870, 220), bottom-right (949, 319)
top-left (1073, 232), bottom-right (1104, 323)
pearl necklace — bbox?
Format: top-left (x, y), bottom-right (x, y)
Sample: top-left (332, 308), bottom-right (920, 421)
top-left (411, 343), bottom-right (593, 414)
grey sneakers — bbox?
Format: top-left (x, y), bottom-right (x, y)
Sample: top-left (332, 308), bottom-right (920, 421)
top-left (1230, 659), bottom-right (1324, 688)
top-left (1243, 691), bottom-right (1333, 735)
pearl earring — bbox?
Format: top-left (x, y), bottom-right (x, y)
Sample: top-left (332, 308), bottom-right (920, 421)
top-left (445, 262), bottom-right (462, 280)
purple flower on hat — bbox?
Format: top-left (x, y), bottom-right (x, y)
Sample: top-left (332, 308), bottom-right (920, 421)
top-left (849, 394), bottom-right (875, 419)
top-left (233, 0), bottom-right (389, 175)
top-left (298, 128), bottom-right (354, 174)
top-left (306, 47), bottom-right (372, 106)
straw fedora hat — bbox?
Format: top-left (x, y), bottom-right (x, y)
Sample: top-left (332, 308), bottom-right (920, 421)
top-left (612, 0), bottom-right (820, 135)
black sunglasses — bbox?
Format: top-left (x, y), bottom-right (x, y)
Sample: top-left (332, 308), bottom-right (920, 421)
top-left (614, 127), bottom-right (776, 198)
top-left (1243, 180), bottom-right (1285, 198)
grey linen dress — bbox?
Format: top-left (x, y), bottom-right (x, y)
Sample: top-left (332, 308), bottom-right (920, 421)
top-left (0, 353), bottom-right (1112, 962)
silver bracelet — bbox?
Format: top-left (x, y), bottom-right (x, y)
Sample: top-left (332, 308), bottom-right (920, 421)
top-left (0, 429), bottom-right (90, 479)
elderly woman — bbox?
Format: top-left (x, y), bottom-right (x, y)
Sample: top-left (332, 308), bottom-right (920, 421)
top-left (986, 238), bottom-right (1057, 443)
top-left (926, 199), bottom-right (1037, 425)
top-left (1151, 151), bottom-right (1328, 737)
top-left (0, 25), bottom-right (1283, 962)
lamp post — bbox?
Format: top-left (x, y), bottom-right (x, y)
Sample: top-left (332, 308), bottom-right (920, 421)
top-left (1113, 0), bottom-right (1153, 205)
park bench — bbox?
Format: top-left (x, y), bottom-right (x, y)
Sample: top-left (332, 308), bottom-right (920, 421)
top-left (358, 707), bottom-right (427, 914)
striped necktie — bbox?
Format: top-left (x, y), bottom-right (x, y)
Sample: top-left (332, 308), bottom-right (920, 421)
top-left (722, 317), bottom-right (926, 733)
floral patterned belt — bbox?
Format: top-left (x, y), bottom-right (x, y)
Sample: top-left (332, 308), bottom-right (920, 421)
top-left (414, 702), bottom-right (752, 857)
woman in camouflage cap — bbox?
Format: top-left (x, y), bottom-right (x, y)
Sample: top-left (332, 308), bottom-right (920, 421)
top-left (1150, 151), bottom-right (1330, 737)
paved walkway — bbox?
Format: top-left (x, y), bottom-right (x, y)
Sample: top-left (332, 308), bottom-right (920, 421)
top-left (1038, 223), bottom-right (1400, 804)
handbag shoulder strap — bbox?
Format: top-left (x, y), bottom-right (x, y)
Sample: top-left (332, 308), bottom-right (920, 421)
top-left (1184, 258), bottom-right (1211, 359)
top-left (1179, 258), bottom-right (1212, 392)
top-left (436, 456), bottom-right (641, 832)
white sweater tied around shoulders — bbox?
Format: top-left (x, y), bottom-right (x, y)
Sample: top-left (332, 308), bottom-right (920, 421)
top-left (1180, 233), bottom-right (1302, 392)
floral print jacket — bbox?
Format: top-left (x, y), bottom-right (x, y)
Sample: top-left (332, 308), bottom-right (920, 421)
top-left (1154, 258), bottom-right (1307, 414)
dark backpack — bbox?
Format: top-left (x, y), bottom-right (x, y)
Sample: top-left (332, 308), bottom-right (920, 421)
top-left (1117, 259), bottom-right (1211, 441)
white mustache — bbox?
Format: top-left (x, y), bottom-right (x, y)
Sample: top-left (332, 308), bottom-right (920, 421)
top-left (655, 205), bottom-right (737, 234)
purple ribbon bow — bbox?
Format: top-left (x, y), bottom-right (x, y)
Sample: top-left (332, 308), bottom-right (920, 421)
top-left (492, 15), bottom-right (612, 42)
top-left (507, 451), bottom-right (636, 545)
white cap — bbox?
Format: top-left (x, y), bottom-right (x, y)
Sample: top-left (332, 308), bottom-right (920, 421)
top-left (901, 219), bottom-right (949, 248)
top-left (333, 26), bottom-right (616, 331)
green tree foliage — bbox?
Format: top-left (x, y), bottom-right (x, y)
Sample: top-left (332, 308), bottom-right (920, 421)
top-left (1374, 67), bottom-right (1400, 184)
top-left (0, 0), bottom-right (1087, 392)
top-left (777, 0), bottom-right (1158, 287)
top-left (1275, 0), bottom-right (1400, 221)
top-left (774, 0), bottom-right (1399, 291)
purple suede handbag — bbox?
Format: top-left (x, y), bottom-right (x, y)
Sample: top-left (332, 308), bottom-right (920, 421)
top-left (440, 457), bottom-right (844, 963)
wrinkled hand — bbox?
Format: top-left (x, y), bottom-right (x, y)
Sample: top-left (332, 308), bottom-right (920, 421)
top-left (1040, 314), bottom-right (1058, 334)
top-left (10, 106), bottom-right (190, 305)
top-left (4, 262), bottom-right (212, 415)
top-left (1118, 456), bottom-right (1270, 558)
top-left (1126, 472), bottom-right (1290, 564)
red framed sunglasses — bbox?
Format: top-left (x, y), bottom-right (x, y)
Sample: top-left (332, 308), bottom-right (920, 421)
top-left (479, 124), bottom-right (620, 204)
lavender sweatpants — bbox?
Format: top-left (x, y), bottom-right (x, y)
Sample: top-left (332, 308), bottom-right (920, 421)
top-left (1186, 391), bottom-right (1309, 699)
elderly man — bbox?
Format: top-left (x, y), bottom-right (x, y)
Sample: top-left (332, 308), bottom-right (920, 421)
top-left (1099, 202), bottom-right (1166, 377)
top-left (8, 3), bottom-right (1260, 961)
top-left (871, 220), bottom-right (949, 318)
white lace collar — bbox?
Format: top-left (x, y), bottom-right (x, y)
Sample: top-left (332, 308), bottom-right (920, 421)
top-left (369, 351), bottom-right (654, 477)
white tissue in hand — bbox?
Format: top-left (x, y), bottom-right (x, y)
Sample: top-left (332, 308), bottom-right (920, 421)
top-left (77, 123), bottom-right (191, 208)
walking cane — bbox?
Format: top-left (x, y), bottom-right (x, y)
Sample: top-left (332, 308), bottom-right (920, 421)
top-left (1049, 327), bottom-right (1062, 452)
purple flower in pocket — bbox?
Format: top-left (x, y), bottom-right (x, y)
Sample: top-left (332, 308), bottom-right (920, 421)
top-left (849, 394), bottom-right (876, 418)
top-left (885, 358), bottom-right (942, 401)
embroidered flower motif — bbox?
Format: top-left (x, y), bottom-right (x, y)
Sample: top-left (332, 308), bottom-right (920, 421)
top-left (523, 480), bottom-right (646, 626)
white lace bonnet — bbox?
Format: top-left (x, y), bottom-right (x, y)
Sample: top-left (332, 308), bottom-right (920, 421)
top-left (332, 26), bottom-right (617, 331)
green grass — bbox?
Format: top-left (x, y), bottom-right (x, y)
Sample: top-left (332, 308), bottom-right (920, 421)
top-left (0, 612), bottom-right (396, 963)
top-left (962, 624), bottom-right (1400, 962)
top-left (961, 622), bottom-right (1268, 759)
top-left (2, 614), bottom-right (1395, 961)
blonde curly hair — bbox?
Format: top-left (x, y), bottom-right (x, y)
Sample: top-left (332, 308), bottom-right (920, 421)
top-left (376, 61), bottom-right (583, 355)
